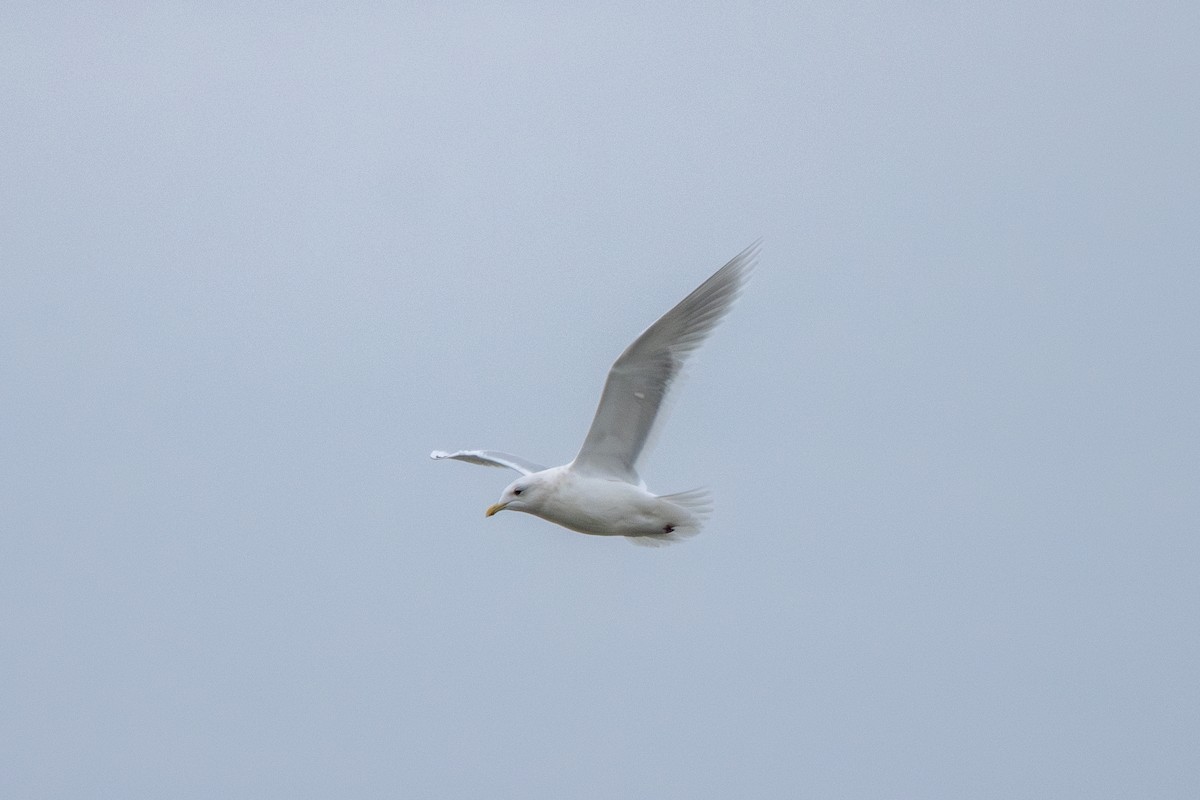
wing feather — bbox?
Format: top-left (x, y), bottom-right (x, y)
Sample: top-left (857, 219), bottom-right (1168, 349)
top-left (571, 242), bottom-right (758, 482)
top-left (430, 450), bottom-right (547, 475)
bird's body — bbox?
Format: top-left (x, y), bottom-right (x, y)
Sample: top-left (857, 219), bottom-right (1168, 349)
top-left (432, 243), bottom-right (757, 545)
top-left (486, 466), bottom-right (710, 541)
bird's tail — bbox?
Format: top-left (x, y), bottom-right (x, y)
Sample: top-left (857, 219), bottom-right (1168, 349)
top-left (627, 488), bottom-right (712, 547)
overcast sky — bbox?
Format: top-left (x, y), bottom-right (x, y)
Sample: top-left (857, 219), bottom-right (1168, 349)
top-left (3, 3), bottom-right (1198, 798)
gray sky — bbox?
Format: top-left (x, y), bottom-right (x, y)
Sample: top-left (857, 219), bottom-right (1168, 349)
top-left (3, 3), bottom-right (1198, 798)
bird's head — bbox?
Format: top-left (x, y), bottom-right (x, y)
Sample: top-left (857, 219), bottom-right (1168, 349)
top-left (485, 475), bottom-right (544, 518)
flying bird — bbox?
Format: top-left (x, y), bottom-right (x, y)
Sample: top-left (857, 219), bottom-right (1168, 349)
top-left (432, 243), bottom-right (758, 545)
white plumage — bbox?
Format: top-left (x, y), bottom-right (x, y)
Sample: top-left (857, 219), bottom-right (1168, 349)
top-left (432, 243), bottom-right (757, 545)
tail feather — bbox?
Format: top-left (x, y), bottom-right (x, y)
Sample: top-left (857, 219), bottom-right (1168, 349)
top-left (626, 488), bottom-right (712, 547)
top-left (660, 487), bottom-right (712, 518)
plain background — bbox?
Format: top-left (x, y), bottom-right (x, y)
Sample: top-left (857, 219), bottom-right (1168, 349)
top-left (3, 3), bottom-right (1197, 798)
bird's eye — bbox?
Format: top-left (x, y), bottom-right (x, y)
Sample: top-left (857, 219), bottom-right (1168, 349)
top-left (513, 488), bottom-right (523, 496)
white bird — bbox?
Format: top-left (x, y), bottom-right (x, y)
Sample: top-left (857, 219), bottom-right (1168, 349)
top-left (432, 243), bottom-right (758, 545)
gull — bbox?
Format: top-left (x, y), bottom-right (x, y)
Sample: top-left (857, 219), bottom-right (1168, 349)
top-left (432, 243), bottom-right (758, 545)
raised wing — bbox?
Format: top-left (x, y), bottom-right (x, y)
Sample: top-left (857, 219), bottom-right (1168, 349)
top-left (430, 450), bottom-right (547, 475)
top-left (571, 242), bottom-right (758, 483)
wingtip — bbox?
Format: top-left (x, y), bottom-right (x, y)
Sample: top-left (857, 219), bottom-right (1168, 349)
top-left (705, 241), bottom-right (759, 309)
top-left (430, 450), bottom-right (447, 460)
top-left (734, 240), bottom-right (762, 274)
top-left (709, 242), bottom-right (760, 294)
